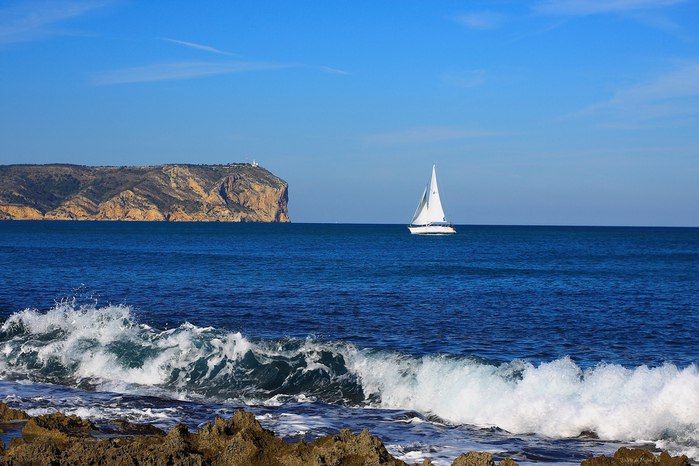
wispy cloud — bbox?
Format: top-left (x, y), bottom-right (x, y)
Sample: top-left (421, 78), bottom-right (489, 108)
top-left (309, 64), bottom-right (349, 76)
top-left (442, 69), bottom-right (487, 89)
top-left (92, 60), bottom-right (348, 85)
top-left (624, 11), bottom-right (688, 37)
top-left (454, 11), bottom-right (505, 30)
top-left (92, 60), bottom-right (290, 85)
top-left (158, 38), bottom-right (348, 75)
top-left (0, 0), bottom-right (111, 44)
top-left (577, 62), bottom-right (699, 125)
top-left (533, 0), bottom-right (686, 15)
top-left (160, 37), bottom-right (237, 57)
top-left (363, 126), bottom-right (496, 145)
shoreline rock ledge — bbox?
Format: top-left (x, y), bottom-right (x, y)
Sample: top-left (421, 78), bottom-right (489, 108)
top-left (0, 402), bottom-right (691, 466)
top-left (0, 163), bottom-right (289, 222)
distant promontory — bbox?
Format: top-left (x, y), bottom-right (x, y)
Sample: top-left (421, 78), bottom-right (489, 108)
top-left (0, 163), bottom-right (289, 222)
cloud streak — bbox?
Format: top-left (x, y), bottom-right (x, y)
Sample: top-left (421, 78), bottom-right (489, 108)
top-left (363, 126), bottom-right (496, 145)
top-left (157, 38), bottom-right (349, 77)
top-left (454, 11), bottom-right (504, 30)
top-left (578, 62), bottom-right (699, 125)
top-left (92, 60), bottom-right (348, 85)
top-left (160, 38), bottom-right (237, 57)
top-left (92, 60), bottom-right (290, 85)
top-left (533, 0), bottom-right (686, 15)
top-left (0, 0), bottom-right (111, 44)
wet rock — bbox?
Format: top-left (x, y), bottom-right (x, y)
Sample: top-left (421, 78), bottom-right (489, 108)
top-left (450, 452), bottom-right (519, 466)
top-left (109, 419), bottom-right (166, 436)
top-left (63, 432), bottom-right (205, 466)
top-left (294, 427), bottom-right (407, 466)
top-left (0, 402), bottom-right (29, 422)
top-left (190, 412), bottom-right (287, 465)
top-left (657, 451), bottom-right (691, 466)
top-left (0, 408), bottom-right (687, 466)
top-left (2, 437), bottom-right (61, 465)
top-left (614, 447), bottom-right (659, 466)
top-left (8, 438), bottom-right (25, 449)
top-left (497, 459), bottom-right (519, 466)
top-left (581, 448), bottom-right (690, 466)
top-left (452, 451), bottom-right (496, 466)
top-left (22, 412), bottom-right (95, 443)
top-left (1, 408), bottom-right (410, 465)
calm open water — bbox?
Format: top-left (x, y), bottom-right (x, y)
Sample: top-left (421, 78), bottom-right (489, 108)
top-left (1, 222), bottom-right (698, 465)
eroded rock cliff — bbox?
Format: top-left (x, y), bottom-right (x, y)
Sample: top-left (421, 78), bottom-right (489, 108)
top-left (0, 164), bottom-right (289, 222)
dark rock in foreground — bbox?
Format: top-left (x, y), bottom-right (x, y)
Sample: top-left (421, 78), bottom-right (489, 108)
top-left (0, 163), bottom-right (289, 222)
top-left (0, 404), bottom-right (411, 466)
top-left (0, 402), bottom-right (691, 466)
top-left (0, 404), bottom-right (29, 422)
top-left (581, 447), bottom-right (690, 466)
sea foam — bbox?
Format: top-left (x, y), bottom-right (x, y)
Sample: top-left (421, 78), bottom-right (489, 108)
top-left (1, 303), bottom-right (698, 457)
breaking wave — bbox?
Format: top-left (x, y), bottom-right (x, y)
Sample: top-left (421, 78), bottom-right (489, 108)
top-left (2, 303), bottom-right (699, 455)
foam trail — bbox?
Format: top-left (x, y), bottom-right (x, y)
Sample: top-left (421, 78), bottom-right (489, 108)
top-left (348, 351), bottom-right (699, 444)
top-left (1, 303), bottom-right (699, 458)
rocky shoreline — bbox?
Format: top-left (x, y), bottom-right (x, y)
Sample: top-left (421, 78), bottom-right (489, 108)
top-left (0, 402), bottom-right (692, 466)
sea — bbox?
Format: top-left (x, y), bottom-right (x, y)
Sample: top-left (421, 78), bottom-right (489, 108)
top-left (0, 221), bottom-right (698, 465)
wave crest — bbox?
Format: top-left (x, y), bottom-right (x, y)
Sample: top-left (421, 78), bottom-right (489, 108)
top-left (0, 303), bottom-right (362, 403)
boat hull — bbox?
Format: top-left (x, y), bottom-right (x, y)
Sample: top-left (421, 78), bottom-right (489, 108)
top-left (408, 224), bottom-right (456, 235)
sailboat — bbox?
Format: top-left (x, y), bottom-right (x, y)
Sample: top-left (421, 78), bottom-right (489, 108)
top-left (408, 164), bottom-right (456, 235)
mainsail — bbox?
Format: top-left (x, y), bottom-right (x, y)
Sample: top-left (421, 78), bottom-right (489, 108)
top-left (410, 164), bottom-right (448, 226)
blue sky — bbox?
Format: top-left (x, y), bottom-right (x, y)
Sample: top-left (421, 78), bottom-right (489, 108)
top-left (1, 0), bottom-right (698, 226)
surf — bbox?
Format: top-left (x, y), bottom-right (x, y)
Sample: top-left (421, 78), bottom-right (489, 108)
top-left (2, 302), bottom-right (699, 458)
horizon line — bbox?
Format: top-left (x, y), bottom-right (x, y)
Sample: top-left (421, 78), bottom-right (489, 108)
top-left (2, 220), bottom-right (697, 228)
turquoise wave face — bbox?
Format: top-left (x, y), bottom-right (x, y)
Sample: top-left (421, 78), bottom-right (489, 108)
top-left (0, 303), bottom-right (366, 405)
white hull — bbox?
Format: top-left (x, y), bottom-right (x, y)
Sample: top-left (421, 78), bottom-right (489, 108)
top-left (408, 224), bottom-right (456, 235)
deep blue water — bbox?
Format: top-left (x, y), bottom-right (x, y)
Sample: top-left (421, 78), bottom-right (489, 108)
top-left (1, 221), bottom-right (698, 465)
top-left (2, 222), bottom-right (697, 366)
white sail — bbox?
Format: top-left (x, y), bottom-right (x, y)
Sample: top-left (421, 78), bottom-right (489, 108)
top-left (411, 186), bottom-right (429, 225)
top-left (425, 164), bottom-right (447, 224)
top-left (410, 165), bottom-right (447, 225)
top-left (408, 164), bottom-right (455, 234)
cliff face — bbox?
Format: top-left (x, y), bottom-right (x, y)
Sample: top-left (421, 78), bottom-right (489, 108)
top-left (0, 164), bottom-right (289, 222)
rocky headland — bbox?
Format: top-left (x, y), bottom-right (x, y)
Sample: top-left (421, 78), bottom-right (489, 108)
top-left (0, 164), bottom-right (289, 222)
top-left (0, 402), bottom-right (691, 466)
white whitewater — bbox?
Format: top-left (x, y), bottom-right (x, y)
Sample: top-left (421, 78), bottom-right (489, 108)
top-left (4, 303), bottom-right (699, 461)
top-left (408, 165), bottom-right (455, 235)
